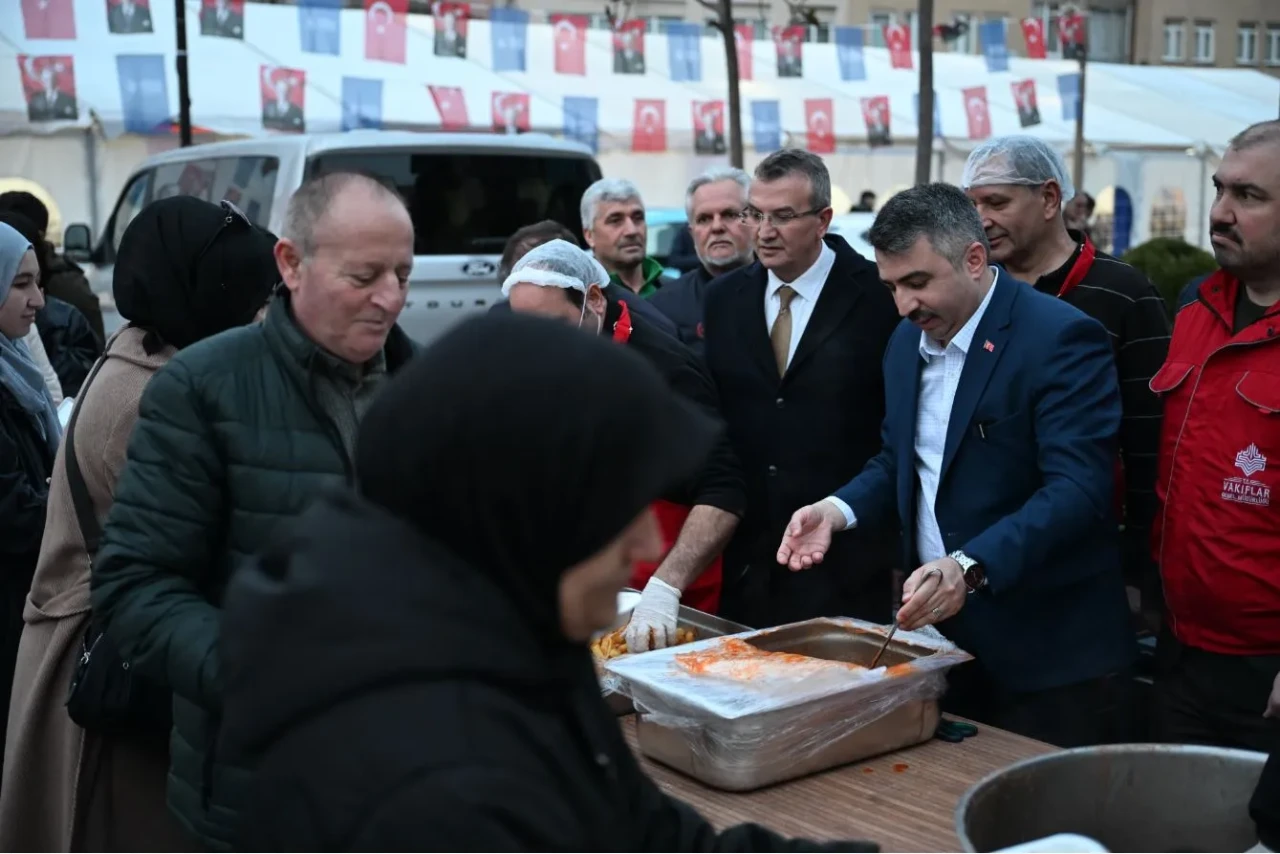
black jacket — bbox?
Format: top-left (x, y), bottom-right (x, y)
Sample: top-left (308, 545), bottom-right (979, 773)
top-left (42, 246), bottom-right (105, 344)
top-left (219, 493), bottom-right (876, 852)
top-left (607, 291), bottom-right (744, 515)
top-left (703, 235), bottom-right (901, 627)
top-left (36, 296), bottom-right (102, 398)
top-left (649, 264), bottom-right (716, 356)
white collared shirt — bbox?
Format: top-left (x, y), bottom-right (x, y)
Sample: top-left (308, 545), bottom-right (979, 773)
top-left (764, 242), bottom-right (836, 370)
top-left (826, 269), bottom-right (1001, 563)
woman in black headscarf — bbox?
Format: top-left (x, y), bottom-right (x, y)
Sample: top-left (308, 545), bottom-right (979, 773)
top-left (0, 196), bottom-right (278, 851)
top-left (219, 311), bottom-right (879, 852)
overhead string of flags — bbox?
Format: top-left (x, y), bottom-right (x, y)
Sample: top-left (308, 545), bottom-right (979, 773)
top-left (14, 0), bottom-right (1089, 154)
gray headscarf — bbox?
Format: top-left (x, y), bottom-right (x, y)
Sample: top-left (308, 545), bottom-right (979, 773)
top-left (0, 222), bottom-right (60, 453)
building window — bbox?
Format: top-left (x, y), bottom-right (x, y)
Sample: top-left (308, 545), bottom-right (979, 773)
top-left (1162, 20), bottom-right (1184, 61)
top-left (869, 12), bottom-right (892, 48)
top-left (1266, 25), bottom-right (1280, 65)
top-left (1088, 6), bottom-right (1129, 62)
top-left (1194, 21), bottom-right (1215, 63)
top-left (1238, 23), bottom-right (1257, 63)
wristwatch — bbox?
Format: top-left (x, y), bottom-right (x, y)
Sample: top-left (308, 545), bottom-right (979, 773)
top-left (949, 550), bottom-right (987, 593)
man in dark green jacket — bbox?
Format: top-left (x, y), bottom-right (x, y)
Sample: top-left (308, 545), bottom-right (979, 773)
top-left (580, 178), bottom-right (666, 297)
top-left (91, 172), bottom-right (417, 849)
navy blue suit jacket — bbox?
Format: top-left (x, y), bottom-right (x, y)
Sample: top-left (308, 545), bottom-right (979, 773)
top-left (833, 273), bottom-right (1135, 693)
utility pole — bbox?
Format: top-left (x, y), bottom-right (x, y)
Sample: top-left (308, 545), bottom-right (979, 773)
top-left (699, 0), bottom-right (743, 167)
top-left (1066, 5), bottom-right (1087, 192)
top-left (175, 0), bottom-right (193, 146)
top-left (915, 0), bottom-right (934, 185)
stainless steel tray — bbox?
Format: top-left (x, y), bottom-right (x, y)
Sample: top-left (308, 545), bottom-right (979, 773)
top-left (597, 589), bottom-right (751, 716)
top-left (633, 618), bottom-right (956, 790)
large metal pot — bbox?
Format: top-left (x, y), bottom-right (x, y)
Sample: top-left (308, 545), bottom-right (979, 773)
top-left (956, 744), bottom-right (1267, 853)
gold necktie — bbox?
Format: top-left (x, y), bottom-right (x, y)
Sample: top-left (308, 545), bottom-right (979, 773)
top-left (771, 285), bottom-right (797, 376)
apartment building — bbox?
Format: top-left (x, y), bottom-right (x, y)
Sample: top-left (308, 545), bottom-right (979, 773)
top-left (1133, 0), bottom-right (1280, 77)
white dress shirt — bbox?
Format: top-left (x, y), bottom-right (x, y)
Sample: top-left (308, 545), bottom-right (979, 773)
top-left (764, 242), bottom-right (836, 370)
top-left (826, 269), bottom-right (1001, 564)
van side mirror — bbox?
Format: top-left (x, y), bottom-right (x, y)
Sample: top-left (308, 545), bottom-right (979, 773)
top-left (62, 223), bottom-right (93, 263)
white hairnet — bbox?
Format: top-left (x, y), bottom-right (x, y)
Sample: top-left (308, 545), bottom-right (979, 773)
top-left (500, 238), bottom-right (611, 297)
top-left (960, 136), bottom-right (1076, 202)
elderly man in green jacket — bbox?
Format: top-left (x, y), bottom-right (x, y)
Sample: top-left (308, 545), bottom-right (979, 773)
top-left (90, 172), bottom-right (417, 849)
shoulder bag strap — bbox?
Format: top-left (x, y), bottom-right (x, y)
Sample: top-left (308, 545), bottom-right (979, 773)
top-left (63, 355), bottom-right (113, 556)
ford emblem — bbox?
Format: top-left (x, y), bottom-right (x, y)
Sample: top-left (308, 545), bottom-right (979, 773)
top-left (462, 259), bottom-right (496, 277)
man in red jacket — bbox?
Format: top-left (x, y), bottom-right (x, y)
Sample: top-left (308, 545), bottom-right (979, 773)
top-left (1150, 119), bottom-right (1280, 753)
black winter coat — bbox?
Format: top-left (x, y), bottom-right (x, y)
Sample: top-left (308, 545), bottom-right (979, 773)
top-left (36, 296), bottom-right (102, 397)
top-left (219, 493), bottom-right (877, 852)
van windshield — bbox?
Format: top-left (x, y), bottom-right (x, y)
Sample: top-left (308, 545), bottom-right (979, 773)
top-left (308, 150), bottom-right (599, 256)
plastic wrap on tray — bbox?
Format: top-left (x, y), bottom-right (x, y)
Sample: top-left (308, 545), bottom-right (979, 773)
top-left (603, 618), bottom-right (972, 769)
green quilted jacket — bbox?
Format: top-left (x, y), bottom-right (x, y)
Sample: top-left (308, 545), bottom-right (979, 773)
top-left (90, 298), bottom-right (416, 849)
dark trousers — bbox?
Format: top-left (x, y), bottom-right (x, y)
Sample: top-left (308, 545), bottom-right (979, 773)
top-left (943, 661), bottom-right (1137, 747)
top-left (1151, 629), bottom-right (1280, 754)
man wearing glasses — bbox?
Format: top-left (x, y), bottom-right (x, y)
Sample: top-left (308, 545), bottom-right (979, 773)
top-left (701, 149), bottom-right (901, 629)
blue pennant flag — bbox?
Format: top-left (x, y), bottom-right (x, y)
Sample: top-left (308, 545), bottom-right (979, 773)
top-left (491, 8), bottom-right (529, 72)
top-left (563, 96), bottom-right (599, 153)
top-left (913, 90), bottom-right (943, 138)
top-left (667, 22), bottom-right (702, 82)
top-left (979, 20), bottom-right (1009, 73)
top-left (298, 0), bottom-right (341, 55)
top-left (834, 27), bottom-right (866, 81)
top-left (751, 100), bottom-right (781, 152)
top-left (116, 54), bottom-right (170, 135)
top-left (1058, 73), bottom-right (1081, 121)
top-left (342, 77), bottom-right (383, 131)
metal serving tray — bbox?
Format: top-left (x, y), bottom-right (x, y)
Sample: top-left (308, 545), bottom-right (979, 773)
top-left (634, 618), bottom-right (953, 791)
top-left (597, 589), bottom-right (751, 716)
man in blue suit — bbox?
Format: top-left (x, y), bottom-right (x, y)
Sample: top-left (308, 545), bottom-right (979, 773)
top-left (777, 183), bottom-right (1136, 747)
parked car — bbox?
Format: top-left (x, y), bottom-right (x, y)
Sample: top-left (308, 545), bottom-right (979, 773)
top-left (645, 207), bottom-right (690, 278)
top-left (826, 212), bottom-right (877, 262)
top-left (63, 131), bottom-right (603, 344)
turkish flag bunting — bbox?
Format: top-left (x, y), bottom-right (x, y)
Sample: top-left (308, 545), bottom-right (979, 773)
top-left (962, 85), bottom-right (992, 140)
top-left (734, 24), bottom-right (754, 81)
top-left (884, 22), bottom-right (913, 70)
top-left (551, 14), bottom-right (587, 75)
top-left (632, 99), bottom-right (666, 152)
top-left (1059, 12), bottom-right (1087, 60)
top-left (774, 25), bottom-right (804, 77)
top-left (429, 85), bottom-right (469, 129)
top-left (491, 91), bottom-right (530, 133)
top-left (1020, 17), bottom-right (1047, 59)
top-left (365, 0), bottom-right (407, 64)
top-left (22, 0), bottom-right (76, 39)
top-left (804, 98), bottom-right (834, 154)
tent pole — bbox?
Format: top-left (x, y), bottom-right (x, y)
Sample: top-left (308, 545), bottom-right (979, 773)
top-left (1072, 51), bottom-right (1086, 194)
top-left (175, 0), bottom-right (193, 147)
top-left (1198, 149), bottom-right (1209, 249)
top-left (915, 0), bottom-right (935, 185)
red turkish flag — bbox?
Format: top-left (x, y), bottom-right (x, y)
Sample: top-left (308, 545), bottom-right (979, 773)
top-left (18, 55), bottom-right (78, 123)
top-left (22, 0), bottom-right (76, 39)
top-left (884, 22), bottom-right (913, 70)
top-left (1020, 17), bottom-right (1047, 59)
top-left (804, 98), bottom-right (834, 154)
top-left (632, 99), bottom-right (666, 153)
top-left (365, 0), bottom-right (407, 64)
top-left (774, 25), bottom-right (805, 78)
top-left (734, 24), bottom-right (754, 81)
top-left (962, 86), bottom-right (991, 140)
top-left (551, 14), bottom-right (587, 76)
top-left (491, 91), bottom-right (530, 134)
top-left (1011, 79), bottom-right (1041, 127)
top-left (860, 95), bottom-right (891, 147)
top-left (429, 85), bottom-right (469, 130)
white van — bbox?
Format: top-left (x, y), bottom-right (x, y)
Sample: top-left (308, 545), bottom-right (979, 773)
top-left (63, 131), bottom-right (603, 344)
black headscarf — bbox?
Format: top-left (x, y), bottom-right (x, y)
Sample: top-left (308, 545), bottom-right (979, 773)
top-left (356, 311), bottom-right (720, 637)
top-left (113, 196), bottom-right (280, 353)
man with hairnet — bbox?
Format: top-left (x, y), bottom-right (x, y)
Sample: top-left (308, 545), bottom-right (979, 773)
top-left (503, 240), bottom-right (744, 650)
top-left (962, 136), bottom-right (1170, 632)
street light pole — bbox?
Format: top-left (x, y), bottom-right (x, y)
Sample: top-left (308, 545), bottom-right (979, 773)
top-left (175, 0), bottom-right (193, 146)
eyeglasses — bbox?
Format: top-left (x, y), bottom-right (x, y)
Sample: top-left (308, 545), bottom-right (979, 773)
top-left (738, 207), bottom-right (824, 228)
